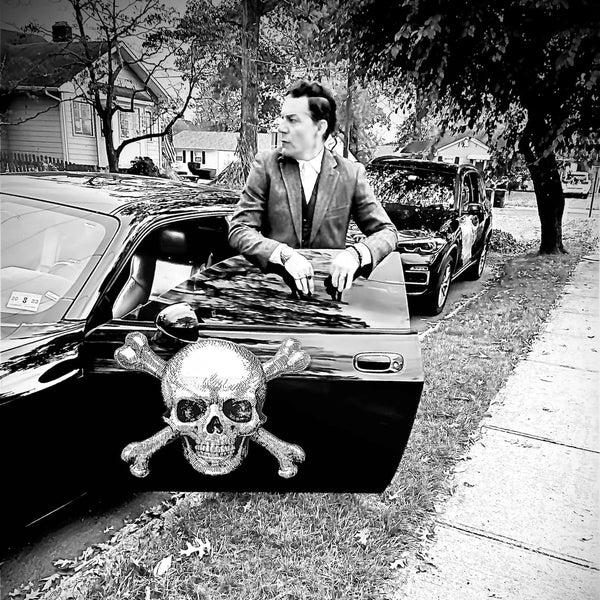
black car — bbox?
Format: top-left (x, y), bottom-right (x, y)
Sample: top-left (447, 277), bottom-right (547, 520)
top-left (362, 157), bottom-right (493, 315)
top-left (0, 172), bottom-right (424, 540)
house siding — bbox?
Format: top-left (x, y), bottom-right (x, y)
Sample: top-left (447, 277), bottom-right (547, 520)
top-left (2, 95), bottom-right (63, 157)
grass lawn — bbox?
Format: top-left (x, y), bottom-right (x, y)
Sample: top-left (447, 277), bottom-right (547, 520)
top-left (32, 219), bottom-right (599, 600)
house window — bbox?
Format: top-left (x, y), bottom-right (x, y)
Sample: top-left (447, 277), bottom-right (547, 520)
top-left (120, 111), bottom-right (136, 139)
top-left (175, 153), bottom-right (183, 162)
top-left (73, 102), bottom-right (94, 136)
top-left (143, 110), bottom-right (153, 134)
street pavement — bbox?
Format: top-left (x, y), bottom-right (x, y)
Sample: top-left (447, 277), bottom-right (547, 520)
top-left (398, 250), bottom-right (600, 599)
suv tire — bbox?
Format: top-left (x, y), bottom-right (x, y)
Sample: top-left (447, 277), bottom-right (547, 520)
top-left (423, 254), bottom-right (453, 315)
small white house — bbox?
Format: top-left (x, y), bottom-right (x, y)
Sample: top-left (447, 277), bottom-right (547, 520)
top-left (173, 131), bottom-right (276, 175)
top-left (395, 134), bottom-right (491, 170)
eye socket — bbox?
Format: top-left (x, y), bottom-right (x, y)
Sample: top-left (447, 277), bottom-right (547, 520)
top-left (223, 399), bottom-right (253, 423)
top-left (176, 399), bottom-right (207, 423)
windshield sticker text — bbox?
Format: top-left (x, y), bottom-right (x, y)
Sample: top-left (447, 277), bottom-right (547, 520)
top-left (7, 291), bottom-right (42, 312)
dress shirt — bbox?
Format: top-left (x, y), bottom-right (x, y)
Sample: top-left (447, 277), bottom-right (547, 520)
top-left (297, 147), bottom-right (324, 203)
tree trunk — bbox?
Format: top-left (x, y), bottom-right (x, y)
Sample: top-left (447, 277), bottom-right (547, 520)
top-left (238, 0), bottom-right (260, 181)
top-left (518, 115), bottom-right (566, 254)
top-left (101, 113), bottom-right (120, 172)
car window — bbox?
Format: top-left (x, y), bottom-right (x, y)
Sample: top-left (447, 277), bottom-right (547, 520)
top-left (367, 165), bottom-right (455, 209)
top-left (123, 251), bottom-right (411, 331)
top-left (460, 176), bottom-right (473, 211)
top-left (467, 173), bottom-right (482, 204)
top-left (110, 215), bottom-right (236, 320)
top-left (1, 197), bottom-right (117, 322)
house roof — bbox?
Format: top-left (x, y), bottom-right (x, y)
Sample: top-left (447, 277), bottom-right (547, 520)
top-left (174, 130), bottom-right (274, 152)
top-left (401, 133), bottom-right (489, 155)
top-left (0, 30), bottom-right (106, 89)
top-left (373, 143), bottom-right (402, 158)
top-left (0, 29), bottom-right (169, 104)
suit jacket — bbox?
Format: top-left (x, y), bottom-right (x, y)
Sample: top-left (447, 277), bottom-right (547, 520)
top-left (228, 147), bottom-right (398, 270)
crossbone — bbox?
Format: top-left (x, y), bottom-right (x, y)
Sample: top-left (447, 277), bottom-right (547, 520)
top-left (114, 332), bottom-right (309, 478)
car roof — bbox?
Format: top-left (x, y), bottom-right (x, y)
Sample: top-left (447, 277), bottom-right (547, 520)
top-left (368, 156), bottom-right (479, 175)
top-left (0, 171), bottom-right (239, 217)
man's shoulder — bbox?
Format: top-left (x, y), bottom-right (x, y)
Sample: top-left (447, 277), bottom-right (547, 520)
top-left (329, 151), bottom-right (364, 177)
top-left (255, 147), bottom-right (284, 168)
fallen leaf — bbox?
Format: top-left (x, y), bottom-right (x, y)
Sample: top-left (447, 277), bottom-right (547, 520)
top-left (152, 554), bottom-right (173, 577)
top-left (103, 526), bottom-right (114, 534)
top-left (52, 558), bottom-right (76, 570)
top-left (390, 558), bottom-right (406, 569)
top-left (40, 574), bottom-right (63, 591)
top-left (180, 538), bottom-right (211, 559)
top-left (23, 592), bottom-right (42, 600)
top-left (145, 585), bottom-right (151, 600)
top-left (355, 528), bottom-right (370, 547)
top-left (8, 590), bottom-right (22, 598)
top-left (242, 501), bottom-right (251, 513)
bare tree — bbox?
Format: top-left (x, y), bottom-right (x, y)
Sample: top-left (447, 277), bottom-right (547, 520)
top-left (1, 0), bottom-right (199, 172)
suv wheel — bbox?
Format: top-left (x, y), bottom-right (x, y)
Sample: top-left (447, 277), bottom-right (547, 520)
top-left (423, 255), bottom-right (453, 315)
top-left (464, 237), bottom-right (489, 280)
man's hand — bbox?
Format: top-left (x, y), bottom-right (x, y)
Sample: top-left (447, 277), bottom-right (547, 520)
top-left (329, 250), bottom-right (360, 293)
top-left (284, 251), bottom-right (315, 295)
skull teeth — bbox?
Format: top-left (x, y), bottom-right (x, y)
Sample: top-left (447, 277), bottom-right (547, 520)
top-left (195, 442), bottom-right (235, 458)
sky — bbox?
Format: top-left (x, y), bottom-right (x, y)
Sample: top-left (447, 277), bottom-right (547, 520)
top-left (0, 0), bottom-right (188, 32)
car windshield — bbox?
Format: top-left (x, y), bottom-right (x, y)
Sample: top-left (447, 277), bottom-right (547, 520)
top-left (1, 197), bottom-right (116, 323)
top-left (367, 165), bottom-right (456, 230)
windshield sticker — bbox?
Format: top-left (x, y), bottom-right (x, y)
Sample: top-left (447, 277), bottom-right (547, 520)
top-left (84, 221), bottom-right (97, 228)
top-left (45, 291), bottom-right (60, 302)
top-left (7, 291), bottom-right (42, 312)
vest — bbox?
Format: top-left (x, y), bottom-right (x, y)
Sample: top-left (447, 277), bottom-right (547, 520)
top-left (300, 170), bottom-right (320, 248)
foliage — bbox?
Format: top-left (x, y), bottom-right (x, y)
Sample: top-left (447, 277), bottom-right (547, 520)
top-left (128, 156), bottom-right (162, 177)
top-left (322, 0), bottom-right (600, 252)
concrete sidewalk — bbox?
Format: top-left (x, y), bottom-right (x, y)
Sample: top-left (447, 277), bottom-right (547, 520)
top-left (399, 252), bottom-right (600, 600)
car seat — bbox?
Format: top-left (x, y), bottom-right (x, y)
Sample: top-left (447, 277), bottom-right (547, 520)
top-left (111, 226), bottom-right (212, 319)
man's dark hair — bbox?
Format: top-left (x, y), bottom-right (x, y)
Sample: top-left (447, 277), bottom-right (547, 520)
top-left (286, 80), bottom-right (337, 140)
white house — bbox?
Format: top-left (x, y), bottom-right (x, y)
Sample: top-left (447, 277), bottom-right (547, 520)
top-left (0, 23), bottom-right (171, 170)
top-left (173, 130), bottom-right (277, 175)
top-left (399, 134), bottom-right (491, 170)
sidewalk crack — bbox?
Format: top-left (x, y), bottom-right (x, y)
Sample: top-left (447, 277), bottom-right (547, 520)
top-left (481, 424), bottom-right (600, 454)
top-left (436, 520), bottom-right (599, 571)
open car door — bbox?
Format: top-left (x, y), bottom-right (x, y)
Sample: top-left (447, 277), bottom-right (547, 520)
top-left (82, 250), bottom-right (424, 492)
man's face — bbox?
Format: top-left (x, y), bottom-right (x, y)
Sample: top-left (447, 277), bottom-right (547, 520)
top-left (278, 96), bottom-right (326, 160)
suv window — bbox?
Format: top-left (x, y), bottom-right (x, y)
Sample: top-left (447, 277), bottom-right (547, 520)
top-left (460, 175), bottom-right (473, 211)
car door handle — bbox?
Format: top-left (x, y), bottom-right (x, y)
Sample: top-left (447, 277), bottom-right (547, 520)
top-left (353, 353), bottom-right (404, 373)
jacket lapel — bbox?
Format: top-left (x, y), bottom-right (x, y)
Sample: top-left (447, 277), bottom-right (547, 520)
top-left (278, 154), bottom-right (303, 243)
top-left (310, 149), bottom-right (339, 245)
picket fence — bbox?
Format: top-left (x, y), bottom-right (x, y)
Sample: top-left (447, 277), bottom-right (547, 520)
top-left (0, 151), bottom-right (98, 173)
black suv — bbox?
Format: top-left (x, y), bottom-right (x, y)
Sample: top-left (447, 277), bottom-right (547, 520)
top-left (363, 157), bottom-right (492, 315)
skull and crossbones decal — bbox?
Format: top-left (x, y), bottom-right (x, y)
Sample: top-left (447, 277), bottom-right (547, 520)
top-left (114, 332), bottom-right (310, 478)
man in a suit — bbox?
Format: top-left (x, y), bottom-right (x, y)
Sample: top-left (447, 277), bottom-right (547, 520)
top-left (228, 80), bottom-right (397, 295)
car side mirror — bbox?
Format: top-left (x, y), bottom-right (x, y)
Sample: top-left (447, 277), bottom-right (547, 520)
top-left (156, 302), bottom-right (201, 342)
top-left (466, 203), bottom-right (483, 215)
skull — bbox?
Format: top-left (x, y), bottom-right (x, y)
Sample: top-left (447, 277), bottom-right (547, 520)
top-left (161, 338), bottom-right (267, 475)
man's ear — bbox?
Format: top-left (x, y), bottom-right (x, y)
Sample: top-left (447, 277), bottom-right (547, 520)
top-left (317, 119), bottom-right (328, 139)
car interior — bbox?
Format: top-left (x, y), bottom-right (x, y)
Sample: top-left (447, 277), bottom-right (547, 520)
top-left (110, 216), bottom-right (235, 320)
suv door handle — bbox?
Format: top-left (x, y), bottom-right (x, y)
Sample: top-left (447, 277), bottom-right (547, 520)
top-left (353, 353), bottom-right (404, 373)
